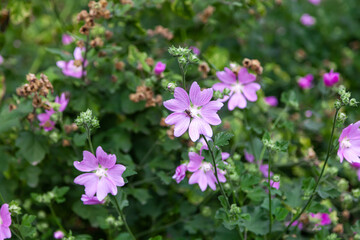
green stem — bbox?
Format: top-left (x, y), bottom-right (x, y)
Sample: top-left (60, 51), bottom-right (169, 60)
top-left (48, 202), bottom-right (66, 233)
top-left (267, 149), bottom-right (272, 236)
top-left (86, 126), bottom-right (95, 155)
top-left (0, 191), bottom-right (5, 203)
top-left (111, 195), bottom-right (136, 240)
top-left (10, 227), bottom-right (24, 240)
top-left (271, 106), bottom-right (288, 131)
top-left (280, 108), bottom-right (339, 237)
top-left (202, 135), bottom-right (230, 209)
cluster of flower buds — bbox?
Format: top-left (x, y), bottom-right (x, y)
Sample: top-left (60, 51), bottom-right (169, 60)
top-left (147, 25), bottom-right (173, 40)
top-left (242, 58), bottom-right (263, 75)
top-left (129, 85), bottom-right (162, 108)
top-left (8, 200), bottom-right (21, 215)
top-left (106, 215), bottom-right (123, 228)
top-left (334, 85), bottom-right (358, 110)
top-left (75, 109), bottom-right (100, 131)
top-left (168, 46), bottom-right (199, 70)
top-left (198, 6), bottom-right (215, 23)
top-left (336, 112), bottom-right (348, 127)
top-left (77, 0), bottom-right (110, 35)
top-left (213, 88), bottom-right (231, 100)
top-left (16, 73), bottom-right (53, 109)
top-left (229, 204), bottom-right (241, 221)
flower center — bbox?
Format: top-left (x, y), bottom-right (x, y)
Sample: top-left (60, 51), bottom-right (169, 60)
top-left (341, 138), bottom-right (351, 148)
top-left (186, 105), bottom-right (201, 118)
top-left (201, 162), bottom-right (212, 172)
top-left (95, 166), bottom-right (107, 178)
top-left (232, 83), bottom-right (244, 93)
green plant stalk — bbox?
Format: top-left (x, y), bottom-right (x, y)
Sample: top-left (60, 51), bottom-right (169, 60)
top-left (0, 191), bottom-right (5, 204)
top-left (48, 202), bottom-right (66, 234)
top-left (111, 195), bottom-right (136, 240)
top-left (268, 148), bottom-right (272, 235)
top-left (280, 108), bottom-right (339, 236)
top-left (85, 126), bottom-right (95, 155)
top-left (202, 135), bottom-right (230, 209)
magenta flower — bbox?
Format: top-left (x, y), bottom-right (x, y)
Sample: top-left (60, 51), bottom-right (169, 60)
top-left (55, 93), bottom-right (69, 112)
top-left (269, 180), bottom-right (280, 190)
top-left (310, 213), bottom-right (331, 225)
top-left (189, 46), bottom-right (200, 55)
top-left (187, 152), bottom-right (226, 191)
top-left (172, 164), bottom-right (187, 183)
top-left (300, 14), bottom-right (316, 26)
top-left (38, 109), bottom-right (56, 131)
top-left (0, 204), bottom-right (11, 240)
top-left (260, 164), bottom-right (271, 178)
top-left (81, 194), bottom-right (105, 205)
top-left (298, 74), bottom-right (314, 89)
top-left (56, 47), bottom-right (87, 79)
top-left (337, 121), bottom-right (360, 164)
top-left (323, 69), bottom-right (340, 87)
top-left (164, 82), bottom-right (223, 142)
top-left (305, 110), bottom-right (313, 118)
top-left (286, 220), bottom-right (303, 230)
top-left (264, 96), bottom-right (278, 107)
top-left (54, 230), bottom-right (65, 239)
top-left (62, 34), bottom-right (74, 45)
top-left (154, 61), bottom-right (166, 75)
top-left (244, 150), bottom-right (254, 163)
top-left (0, 55), bottom-right (3, 65)
top-left (308, 0), bottom-right (321, 5)
top-left (213, 67), bottom-right (260, 110)
top-left (74, 146), bottom-right (126, 201)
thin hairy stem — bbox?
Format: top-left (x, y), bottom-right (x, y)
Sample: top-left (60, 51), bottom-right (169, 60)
top-left (268, 149), bottom-right (272, 235)
top-left (85, 126), bottom-right (95, 154)
top-left (111, 195), bottom-right (136, 240)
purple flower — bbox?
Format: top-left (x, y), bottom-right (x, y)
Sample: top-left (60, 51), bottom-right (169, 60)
top-left (0, 55), bottom-right (3, 65)
top-left (213, 67), bottom-right (260, 110)
top-left (56, 47), bottom-right (87, 79)
top-left (337, 121), bottom-right (360, 164)
top-left (259, 164), bottom-right (272, 178)
top-left (300, 14), bottom-right (316, 26)
top-left (74, 146), bottom-right (126, 201)
top-left (164, 82), bottom-right (223, 142)
top-left (308, 0), bottom-right (321, 5)
top-left (310, 213), bottom-right (331, 225)
top-left (269, 180), bottom-right (280, 190)
top-left (81, 195), bottom-right (105, 205)
top-left (0, 204), bottom-right (11, 240)
top-left (244, 150), bottom-right (254, 163)
top-left (154, 61), bottom-right (166, 75)
top-left (189, 46), bottom-right (200, 55)
top-left (298, 74), bottom-right (314, 89)
top-left (286, 220), bottom-right (303, 230)
top-left (305, 110), bottom-right (313, 118)
top-left (323, 69), bottom-right (340, 87)
top-left (264, 96), bottom-right (278, 107)
top-left (55, 93), bottom-right (69, 112)
top-left (37, 109), bottom-right (56, 131)
top-left (172, 164), bottom-right (187, 183)
top-left (187, 152), bottom-right (226, 191)
top-left (54, 230), bottom-right (65, 239)
top-left (62, 34), bottom-right (73, 45)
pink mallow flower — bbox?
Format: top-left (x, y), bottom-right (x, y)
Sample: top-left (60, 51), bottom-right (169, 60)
top-left (323, 69), bottom-right (340, 87)
top-left (74, 146), bottom-right (126, 201)
top-left (172, 164), bottom-right (187, 183)
top-left (189, 46), bottom-right (200, 55)
top-left (0, 55), bottom-right (3, 65)
top-left (286, 220), bottom-right (303, 230)
top-left (187, 152), bottom-right (226, 191)
top-left (56, 47), bottom-right (88, 79)
top-left (55, 93), bottom-right (69, 112)
top-left (154, 61), bottom-right (166, 75)
top-left (164, 81), bottom-right (223, 142)
top-left (337, 121), bottom-right (360, 164)
top-left (0, 204), bottom-right (11, 240)
top-left (308, 0), bottom-right (321, 5)
top-left (38, 109), bottom-right (56, 131)
top-left (54, 230), bottom-right (65, 239)
top-left (310, 213), bottom-right (331, 226)
top-left (269, 180), bottom-right (280, 190)
top-left (300, 14), bottom-right (316, 26)
top-left (81, 194), bottom-right (105, 205)
top-left (244, 150), bottom-right (254, 163)
top-left (298, 74), bottom-right (314, 89)
top-left (213, 67), bottom-right (260, 110)
top-left (62, 34), bottom-right (73, 45)
top-left (264, 96), bottom-right (278, 107)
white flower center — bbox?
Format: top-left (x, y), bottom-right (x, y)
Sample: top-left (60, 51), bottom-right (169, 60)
top-left (232, 83), bottom-right (244, 93)
top-left (95, 166), bottom-right (107, 178)
top-left (186, 105), bottom-right (201, 118)
top-left (341, 138), bottom-right (351, 148)
top-left (201, 162), bottom-right (212, 172)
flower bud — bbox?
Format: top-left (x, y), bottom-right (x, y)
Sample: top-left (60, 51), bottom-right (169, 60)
top-left (167, 82), bottom-right (176, 92)
top-left (334, 99), bottom-right (342, 109)
top-left (272, 174), bottom-right (280, 182)
top-left (350, 98), bottom-right (358, 107)
top-left (9, 200), bottom-right (21, 215)
top-left (223, 88), bottom-right (231, 95)
top-left (201, 206), bottom-right (212, 217)
top-left (213, 90), bottom-right (224, 100)
top-left (233, 153), bottom-right (240, 161)
top-left (337, 178), bottom-right (349, 192)
top-left (352, 188), bottom-right (360, 198)
top-left (75, 109), bottom-right (100, 131)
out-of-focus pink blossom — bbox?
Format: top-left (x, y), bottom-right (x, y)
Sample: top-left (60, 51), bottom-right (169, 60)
top-left (323, 69), bottom-right (340, 87)
top-left (269, 180), bottom-right (280, 190)
top-left (310, 213), bottom-right (331, 225)
top-left (80, 195), bottom-right (105, 205)
top-left (337, 121), bottom-right (360, 164)
top-left (300, 14), bottom-right (316, 26)
top-left (0, 55), bottom-right (3, 65)
top-left (172, 164), bottom-right (187, 183)
top-left (189, 46), bottom-right (200, 55)
top-left (0, 204), bottom-right (11, 240)
top-left (37, 109), bottom-right (56, 131)
top-left (55, 93), bottom-right (69, 112)
top-left (57, 47), bottom-right (88, 79)
top-left (305, 110), bottom-right (313, 118)
top-left (286, 220), bottom-right (303, 230)
top-left (244, 150), bottom-right (254, 163)
top-left (54, 230), bottom-right (65, 239)
top-left (308, 0), bottom-right (321, 5)
top-left (164, 82), bottom-right (223, 142)
top-left (154, 61), bottom-right (166, 75)
top-left (264, 96), bottom-right (278, 107)
top-left (298, 74), bottom-right (314, 89)
top-left (62, 34), bottom-right (74, 45)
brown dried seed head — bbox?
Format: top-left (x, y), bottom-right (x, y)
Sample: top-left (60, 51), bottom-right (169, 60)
top-left (71, 123), bottom-right (78, 131)
top-left (255, 66), bottom-right (263, 75)
top-left (145, 57), bottom-right (154, 66)
top-left (27, 113), bottom-right (35, 122)
top-left (77, 10), bottom-right (89, 21)
top-left (129, 93), bottom-right (138, 102)
top-left (155, 95), bottom-right (163, 105)
top-left (40, 88), bottom-right (49, 97)
top-left (88, 1), bottom-right (96, 8)
top-left (16, 87), bottom-right (25, 97)
top-left (242, 58), bottom-right (251, 68)
top-left (103, 9), bottom-right (111, 19)
top-left (105, 30), bottom-right (113, 40)
top-left (299, 213), bottom-right (309, 225)
top-left (9, 104), bottom-right (17, 112)
top-left (64, 125), bottom-right (72, 134)
top-left (342, 210), bottom-right (350, 219)
top-left (62, 139), bottom-right (71, 147)
top-left (99, 0), bottom-right (108, 8)
top-left (167, 125), bottom-right (175, 139)
top-left (115, 61), bottom-right (125, 71)
top-left (332, 224), bottom-right (343, 234)
top-left (32, 95), bottom-right (43, 108)
top-left (26, 73), bottom-right (37, 83)
top-left (80, 26), bottom-right (90, 35)
top-left (120, 0), bottom-right (133, 5)
top-left (160, 118), bottom-right (169, 127)
top-left (77, 40), bottom-right (85, 48)
top-left (111, 75), bottom-right (117, 83)
top-left (85, 17), bottom-right (95, 28)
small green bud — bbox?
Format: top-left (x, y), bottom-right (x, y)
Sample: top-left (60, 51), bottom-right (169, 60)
top-left (352, 188), bottom-right (360, 198)
top-left (167, 82), bottom-right (176, 92)
top-left (233, 153), bottom-right (241, 161)
top-left (189, 147), bottom-right (196, 153)
top-left (337, 112), bottom-right (347, 126)
top-left (38, 210), bottom-right (46, 219)
top-left (337, 178), bottom-right (349, 192)
top-left (223, 88), bottom-right (231, 95)
top-left (106, 215), bottom-right (116, 225)
top-left (178, 56), bottom-right (187, 65)
top-left (334, 99), bottom-right (342, 109)
top-left (338, 85), bottom-right (346, 95)
top-left (355, 233), bottom-right (360, 240)
top-left (201, 206), bottom-right (212, 217)
top-left (213, 90), bottom-right (224, 100)
top-left (9, 200), bottom-right (22, 215)
top-left (272, 175), bottom-right (280, 182)
top-left (188, 53), bottom-right (199, 64)
top-left (342, 193), bottom-right (353, 208)
top-left (350, 98), bottom-right (358, 107)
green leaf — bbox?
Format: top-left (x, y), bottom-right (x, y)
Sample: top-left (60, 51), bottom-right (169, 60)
top-left (127, 188), bottom-right (151, 205)
top-left (218, 196), bottom-right (228, 210)
top-left (317, 185), bottom-right (341, 199)
top-left (53, 186), bottom-right (70, 203)
top-left (302, 177), bottom-right (316, 195)
top-left (18, 214), bottom-right (36, 237)
top-left (274, 140), bottom-right (288, 152)
top-left (0, 102), bottom-right (32, 134)
top-left (214, 132), bottom-right (234, 147)
top-left (16, 131), bottom-right (49, 164)
top-left (274, 207), bottom-right (289, 221)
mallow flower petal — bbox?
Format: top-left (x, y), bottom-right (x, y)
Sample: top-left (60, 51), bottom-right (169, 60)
top-left (0, 204), bottom-right (11, 227)
top-left (56, 61), bottom-right (66, 69)
top-left (189, 170), bottom-right (208, 191)
top-left (189, 82), bottom-right (213, 106)
top-left (200, 101), bottom-right (223, 125)
top-left (228, 93), bottom-right (246, 110)
top-left (107, 164), bottom-right (126, 186)
top-left (238, 68), bottom-right (256, 84)
top-left (343, 149), bottom-right (360, 164)
top-left (174, 87), bottom-right (190, 107)
top-left (96, 146), bottom-right (116, 169)
top-left (216, 67), bottom-right (237, 84)
top-left (74, 151), bottom-right (98, 172)
top-left (243, 83), bottom-right (261, 102)
top-left (189, 118), bottom-right (213, 142)
top-left (212, 82), bottom-right (230, 91)
top-left (206, 171), bottom-right (217, 191)
top-left (74, 173), bottom-right (99, 197)
top-left (165, 113), bottom-right (190, 137)
top-left (163, 99), bottom-right (188, 112)
top-left (2, 226), bottom-right (11, 238)
top-left (187, 152), bottom-right (204, 172)
top-left (97, 177), bottom-right (117, 201)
